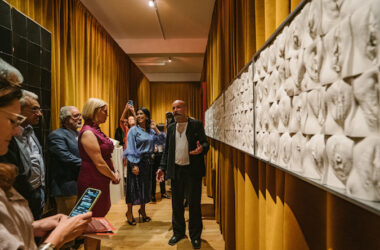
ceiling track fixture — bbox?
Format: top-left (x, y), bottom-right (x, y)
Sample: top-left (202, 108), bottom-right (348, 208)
top-left (149, 0), bottom-right (166, 40)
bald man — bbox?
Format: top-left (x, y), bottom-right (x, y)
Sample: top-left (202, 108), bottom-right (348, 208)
top-left (157, 100), bottom-right (209, 249)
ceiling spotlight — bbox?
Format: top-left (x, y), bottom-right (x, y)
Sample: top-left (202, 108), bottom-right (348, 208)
top-left (168, 57), bottom-right (172, 63)
top-left (148, 0), bottom-right (154, 7)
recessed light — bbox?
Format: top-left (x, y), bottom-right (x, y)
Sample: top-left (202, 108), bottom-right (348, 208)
top-left (168, 57), bottom-right (172, 63)
top-left (148, 0), bottom-right (154, 7)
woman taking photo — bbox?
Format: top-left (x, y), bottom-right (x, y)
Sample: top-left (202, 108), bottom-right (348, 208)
top-left (124, 107), bottom-right (165, 225)
top-left (78, 98), bottom-right (120, 217)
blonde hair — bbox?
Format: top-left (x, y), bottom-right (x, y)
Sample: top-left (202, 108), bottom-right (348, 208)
top-left (82, 98), bottom-right (107, 121)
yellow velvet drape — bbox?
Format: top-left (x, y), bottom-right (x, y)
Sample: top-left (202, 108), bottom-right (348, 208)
top-left (150, 82), bottom-right (201, 124)
top-left (203, 0), bottom-right (380, 249)
top-left (5, 0), bottom-right (147, 137)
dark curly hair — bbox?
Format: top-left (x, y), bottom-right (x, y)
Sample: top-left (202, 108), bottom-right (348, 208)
top-left (137, 107), bottom-right (151, 131)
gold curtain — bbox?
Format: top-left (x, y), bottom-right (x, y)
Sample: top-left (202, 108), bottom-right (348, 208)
top-left (150, 82), bottom-right (201, 124)
top-left (203, 0), bottom-right (380, 249)
top-left (5, 0), bottom-right (147, 137)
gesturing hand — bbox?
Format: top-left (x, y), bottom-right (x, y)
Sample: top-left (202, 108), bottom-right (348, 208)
top-left (189, 141), bottom-right (203, 155)
top-left (156, 169), bottom-right (165, 182)
top-left (132, 166), bottom-right (140, 175)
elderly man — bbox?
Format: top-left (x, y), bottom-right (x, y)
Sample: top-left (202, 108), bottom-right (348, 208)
top-left (157, 100), bottom-right (209, 249)
top-left (48, 106), bottom-right (82, 215)
top-left (5, 90), bottom-right (45, 220)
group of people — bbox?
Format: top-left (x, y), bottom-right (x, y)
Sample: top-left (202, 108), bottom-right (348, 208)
top-left (0, 56), bottom-right (210, 249)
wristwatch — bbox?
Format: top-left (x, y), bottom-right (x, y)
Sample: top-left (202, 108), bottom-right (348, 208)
top-left (38, 242), bottom-right (56, 250)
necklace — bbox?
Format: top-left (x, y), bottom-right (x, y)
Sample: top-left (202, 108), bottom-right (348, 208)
top-left (177, 122), bottom-right (187, 138)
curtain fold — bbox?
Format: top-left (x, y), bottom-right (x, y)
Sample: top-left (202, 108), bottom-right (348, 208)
top-left (203, 0), bottom-right (380, 249)
top-left (5, 0), bottom-right (147, 137)
top-left (150, 82), bottom-right (201, 124)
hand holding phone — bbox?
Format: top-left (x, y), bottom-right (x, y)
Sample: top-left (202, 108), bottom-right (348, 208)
top-left (128, 100), bottom-right (133, 106)
top-left (69, 188), bottom-right (101, 217)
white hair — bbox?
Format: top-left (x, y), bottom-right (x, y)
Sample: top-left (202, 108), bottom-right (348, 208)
top-left (20, 90), bottom-right (39, 108)
top-left (59, 106), bottom-right (76, 126)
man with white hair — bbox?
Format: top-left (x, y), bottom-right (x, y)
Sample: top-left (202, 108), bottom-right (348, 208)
top-left (14, 90), bottom-right (45, 219)
top-left (48, 106), bottom-right (82, 215)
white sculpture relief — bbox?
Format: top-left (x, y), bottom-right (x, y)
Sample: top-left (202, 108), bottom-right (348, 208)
top-left (320, 17), bottom-right (352, 84)
top-left (289, 93), bottom-right (307, 133)
top-left (346, 67), bottom-right (379, 137)
top-left (303, 134), bottom-right (327, 180)
top-left (269, 101), bottom-right (279, 131)
top-left (350, 1), bottom-right (380, 76)
top-left (279, 132), bottom-right (292, 168)
top-left (262, 132), bottom-right (270, 161)
top-left (324, 79), bottom-right (353, 135)
top-left (302, 37), bottom-right (323, 91)
top-left (325, 135), bottom-right (354, 189)
top-left (346, 136), bottom-right (380, 201)
top-left (268, 44), bottom-right (277, 73)
top-left (278, 91), bottom-right (291, 133)
top-left (303, 1), bottom-right (322, 48)
top-left (303, 87), bottom-right (326, 135)
top-left (269, 132), bottom-right (280, 164)
top-left (267, 70), bottom-right (277, 103)
top-left (290, 132), bottom-right (307, 173)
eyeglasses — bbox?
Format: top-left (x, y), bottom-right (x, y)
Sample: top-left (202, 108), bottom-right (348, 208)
top-left (0, 110), bottom-right (27, 127)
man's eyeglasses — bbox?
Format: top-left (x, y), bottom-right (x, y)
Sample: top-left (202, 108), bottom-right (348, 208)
top-left (0, 110), bottom-right (27, 127)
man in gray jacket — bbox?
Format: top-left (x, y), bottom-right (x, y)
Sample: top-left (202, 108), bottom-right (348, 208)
top-left (48, 106), bottom-right (82, 215)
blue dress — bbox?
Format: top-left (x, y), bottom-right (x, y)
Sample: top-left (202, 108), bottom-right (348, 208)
top-left (124, 125), bottom-right (165, 205)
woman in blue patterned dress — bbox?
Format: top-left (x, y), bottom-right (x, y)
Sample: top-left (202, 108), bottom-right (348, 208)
top-left (124, 107), bottom-right (165, 225)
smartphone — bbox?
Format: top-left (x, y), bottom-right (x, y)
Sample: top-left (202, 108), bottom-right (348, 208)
top-left (128, 100), bottom-right (133, 106)
top-left (69, 188), bottom-right (101, 217)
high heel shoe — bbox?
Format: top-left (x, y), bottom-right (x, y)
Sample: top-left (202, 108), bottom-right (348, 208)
top-left (126, 211), bottom-right (136, 225)
top-left (138, 209), bottom-right (151, 222)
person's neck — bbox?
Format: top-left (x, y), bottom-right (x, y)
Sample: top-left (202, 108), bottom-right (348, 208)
top-left (177, 116), bottom-right (187, 123)
top-left (139, 123), bottom-right (146, 130)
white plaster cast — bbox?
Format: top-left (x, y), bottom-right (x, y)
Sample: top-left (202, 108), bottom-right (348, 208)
top-left (324, 79), bottom-right (353, 135)
top-left (302, 1), bottom-right (322, 48)
top-left (269, 132), bottom-right (280, 164)
top-left (278, 90), bottom-right (291, 133)
top-left (349, 1), bottom-right (380, 76)
top-left (302, 37), bottom-right (323, 91)
top-left (279, 132), bottom-right (292, 168)
top-left (346, 135), bottom-right (380, 201)
top-left (325, 135), bottom-right (354, 189)
top-left (289, 93), bottom-right (307, 133)
top-left (346, 67), bottom-right (379, 137)
top-left (290, 132), bottom-right (307, 173)
top-left (262, 131), bottom-right (270, 161)
top-left (269, 101), bottom-right (279, 132)
top-left (303, 134), bottom-right (327, 181)
top-left (268, 69), bottom-right (280, 103)
top-left (268, 44), bottom-right (277, 73)
top-left (303, 87), bottom-right (326, 135)
top-left (320, 17), bottom-right (352, 84)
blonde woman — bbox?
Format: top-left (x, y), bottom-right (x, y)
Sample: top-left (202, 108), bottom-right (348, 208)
top-left (77, 98), bottom-right (120, 217)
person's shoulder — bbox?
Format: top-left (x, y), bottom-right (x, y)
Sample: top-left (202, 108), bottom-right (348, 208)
top-left (189, 118), bottom-right (202, 125)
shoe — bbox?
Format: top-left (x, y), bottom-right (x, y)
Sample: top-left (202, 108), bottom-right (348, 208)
top-left (191, 239), bottom-right (201, 249)
top-left (183, 199), bottom-right (189, 207)
top-left (162, 193), bottom-right (171, 199)
top-left (151, 196), bottom-right (156, 202)
top-left (168, 235), bottom-right (185, 246)
top-left (125, 211), bottom-right (136, 225)
top-left (138, 209), bottom-right (151, 222)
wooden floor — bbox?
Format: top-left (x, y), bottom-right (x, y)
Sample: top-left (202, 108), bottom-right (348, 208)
top-left (85, 184), bottom-right (225, 250)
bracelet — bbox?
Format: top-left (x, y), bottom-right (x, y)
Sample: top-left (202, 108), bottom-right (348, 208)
top-left (38, 242), bottom-right (56, 250)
